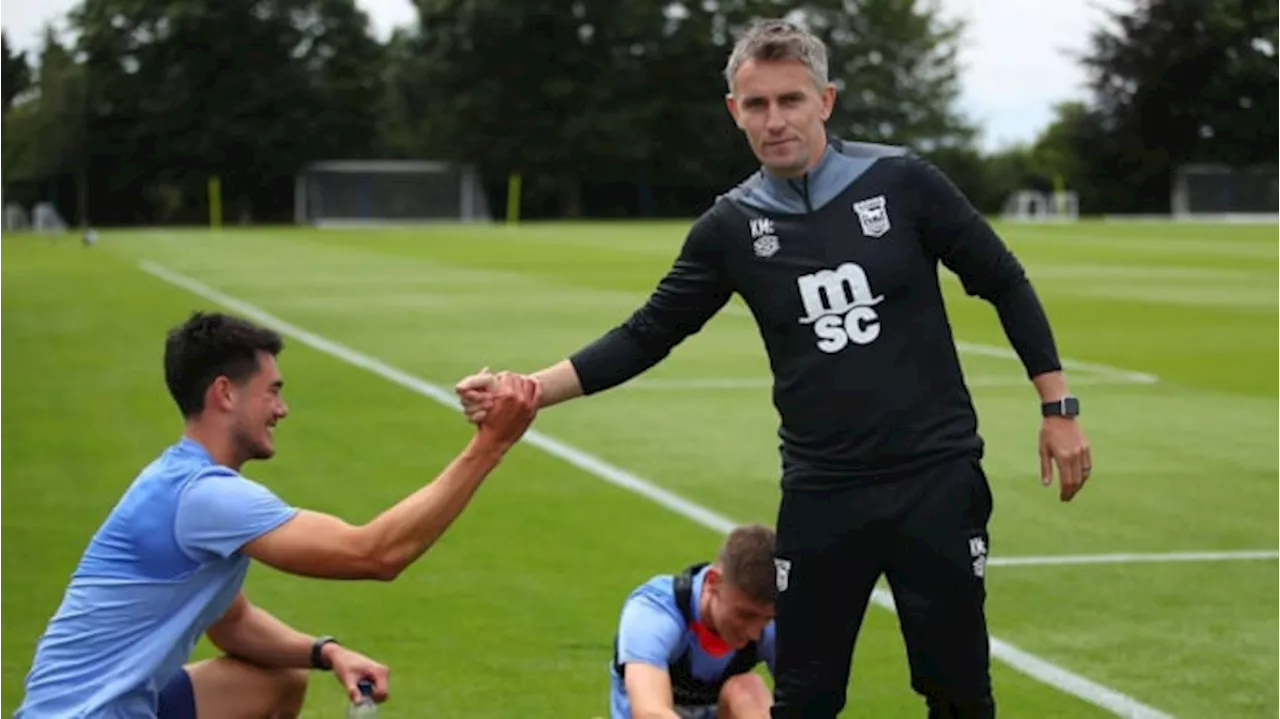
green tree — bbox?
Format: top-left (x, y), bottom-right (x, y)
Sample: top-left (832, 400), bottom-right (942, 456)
top-left (410, 0), bottom-right (677, 217)
top-left (1075, 0), bottom-right (1278, 212)
top-left (1027, 101), bottom-right (1108, 212)
top-left (2, 30), bottom-right (33, 110)
top-left (800, 0), bottom-right (977, 150)
top-left (67, 0), bottom-right (387, 223)
top-left (402, 0), bottom-right (977, 218)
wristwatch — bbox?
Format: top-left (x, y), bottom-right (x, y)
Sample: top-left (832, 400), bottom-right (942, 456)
top-left (310, 635), bottom-right (340, 670)
top-left (1041, 396), bottom-right (1080, 418)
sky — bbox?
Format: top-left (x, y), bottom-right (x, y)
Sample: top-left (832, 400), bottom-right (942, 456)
top-left (0, 0), bottom-right (1131, 152)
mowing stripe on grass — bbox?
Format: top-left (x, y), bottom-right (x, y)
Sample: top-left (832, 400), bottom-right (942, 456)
top-left (989, 549), bottom-right (1279, 567)
top-left (952, 341), bottom-right (1159, 384)
top-left (628, 375), bottom-right (1153, 390)
top-left (139, 259), bottom-right (1176, 719)
top-left (715, 304), bottom-right (1160, 385)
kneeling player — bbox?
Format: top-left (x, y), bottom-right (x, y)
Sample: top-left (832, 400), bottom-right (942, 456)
top-left (610, 524), bottom-right (778, 719)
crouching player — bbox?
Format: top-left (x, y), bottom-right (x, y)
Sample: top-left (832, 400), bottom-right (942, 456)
top-left (610, 524), bottom-right (778, 719)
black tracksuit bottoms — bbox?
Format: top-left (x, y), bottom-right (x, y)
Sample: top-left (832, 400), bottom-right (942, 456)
top-left (770, 453), bottom-right (996, 719)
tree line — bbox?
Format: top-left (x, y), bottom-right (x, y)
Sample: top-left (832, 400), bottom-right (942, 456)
top-left (2, 0), bottom-right (1275, 226)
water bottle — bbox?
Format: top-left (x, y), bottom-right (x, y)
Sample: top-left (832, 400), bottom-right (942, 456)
top-left (347, 678), bottom-right (378, 718)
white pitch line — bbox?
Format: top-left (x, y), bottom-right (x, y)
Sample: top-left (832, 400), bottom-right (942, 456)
top-left (989, 549), bottom-right (1278, 567)
top-left (953, 340), bottom-right (1160, 384)
top-left (717, 303), bottom-right (1161, 385)
top-left (629, 378), bottom-right (773, 390)
top-left (139, 260), bottom-right (1176, 719)
top-left (628, 375), bottom-right (1153, 390)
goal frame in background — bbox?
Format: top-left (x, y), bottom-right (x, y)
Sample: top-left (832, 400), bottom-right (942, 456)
top-left (294, 159), bottom-right (492, 227)
top-left (1170, 163), bottom-right (1279, 223)
top-left (4, 202), bottom-right (32, 232)
top-left (1000, 189), bottom-right (1081, 223)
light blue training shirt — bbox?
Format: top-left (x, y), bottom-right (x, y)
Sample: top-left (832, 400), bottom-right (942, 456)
top-left (16, 436), bottom-right (299, 718)
top-left (609, 565), bottom-right (776, 719)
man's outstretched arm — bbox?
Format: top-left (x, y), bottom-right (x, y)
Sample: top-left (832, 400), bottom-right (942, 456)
top-left (529, 359), bottom-right (584, 410)
top-left (567, 213), bottom-right (735, 397)
top-left (458, 212), bottom-right (734, 420)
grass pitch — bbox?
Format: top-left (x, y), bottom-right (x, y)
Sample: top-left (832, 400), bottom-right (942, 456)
top-left (2, 219), bottom-right (1276, 717)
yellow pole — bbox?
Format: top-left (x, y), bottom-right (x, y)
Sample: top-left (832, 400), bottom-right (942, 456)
top-left (506, 172), bottom-right (522, 225)
top-left (208, 176), bottom-right (223, 230)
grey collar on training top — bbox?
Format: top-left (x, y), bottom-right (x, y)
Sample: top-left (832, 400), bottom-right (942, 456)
top-left (725, 135), bottom-right (908, 215)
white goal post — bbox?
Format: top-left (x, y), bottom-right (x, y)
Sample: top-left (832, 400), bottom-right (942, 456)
top-left (2, 201), bottom-right (70, 233)
top-left (4, 202), bottom-right (31, 231)
top-left (33, 202), bottom-right (69, 232)
top-left (1001, 189), bottom-right (1080, 223)
top-left (294, 159), bottom-right (492, 226)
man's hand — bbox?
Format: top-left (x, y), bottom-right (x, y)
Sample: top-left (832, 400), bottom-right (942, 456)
top-left (455, 367), bottom-right (498, 424)
top-left (474, 371), bottom-right (540, 450)
top-left (323, 643), bottom-right (390, 704)
top-left (1040, 417), bottom-right (1092, 502)
top-left (456, 361), bottom-right (584, 422)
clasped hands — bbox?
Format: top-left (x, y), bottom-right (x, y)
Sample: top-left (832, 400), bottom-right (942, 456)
top-left (455, 367), bottom-right (540, 446)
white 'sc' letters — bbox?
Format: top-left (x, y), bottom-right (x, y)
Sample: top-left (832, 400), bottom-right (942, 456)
top-left (796, 262), bottom-right (884, 353)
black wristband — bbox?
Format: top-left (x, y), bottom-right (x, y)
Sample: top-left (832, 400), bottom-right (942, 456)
top-left (310, 636), bottom-right (339, 670)
top-left (1041, 396), bottom-right (1080, 418)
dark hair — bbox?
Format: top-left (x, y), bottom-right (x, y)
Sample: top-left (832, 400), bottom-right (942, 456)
top-left (164, 311), bottom-right (284, 417)
top-left (717, 523), bottom-right (777, 605)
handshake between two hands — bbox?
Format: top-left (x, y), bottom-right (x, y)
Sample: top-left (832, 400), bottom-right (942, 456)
top-left (454, 368), bottom-right (542, 448)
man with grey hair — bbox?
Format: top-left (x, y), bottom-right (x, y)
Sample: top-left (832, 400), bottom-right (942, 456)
top-left (456, 17), bottom-right (1092, 719)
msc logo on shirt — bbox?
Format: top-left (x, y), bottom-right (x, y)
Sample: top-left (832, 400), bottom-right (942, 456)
top-left (796, 262), bottom-right (884, 353)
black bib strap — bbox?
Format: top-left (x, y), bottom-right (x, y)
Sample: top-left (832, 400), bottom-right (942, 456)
top-left (614, 561), bottom-right (760, 707)
top-left (614, 562), bottom-right (709, 678)
top-left (672, 562), bottom-right (709, 623)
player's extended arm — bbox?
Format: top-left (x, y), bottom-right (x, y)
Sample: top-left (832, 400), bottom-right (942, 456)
top-left (243, 375), bottom-right (538, 580)
top-left (241, 441), bottom-right (502, 580)
top-left (908, 155), bottom-right (1064, 391)
top-left (624, 663), bottom-right (682, 719)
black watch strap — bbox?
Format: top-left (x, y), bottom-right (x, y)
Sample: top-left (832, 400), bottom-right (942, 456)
top-left (310, 635), bottom-right (339, 670)
top-left (1041, 396), bottom-right (1080, 418)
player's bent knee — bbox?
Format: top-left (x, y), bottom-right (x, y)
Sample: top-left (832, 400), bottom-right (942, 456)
top-left (274, 667), bottom-right (309, 715)
top-left (721, 671), bottom-right (769, 700)
top-left (235, 665), bottom-right (308, 718)
top-left (719, 672), bottom-right (772, 718)
top-left (188, 657), bottom-right (310, 718)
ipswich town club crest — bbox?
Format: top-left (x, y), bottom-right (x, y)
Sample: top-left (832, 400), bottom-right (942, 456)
top-left (774, 557), bottom-right (792, 592)
top-left (853, 195), bottom-right (890, 238)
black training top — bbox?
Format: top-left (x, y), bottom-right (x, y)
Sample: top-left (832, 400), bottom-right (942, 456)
top-left (570, 136), bottom-right (1061, 489)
